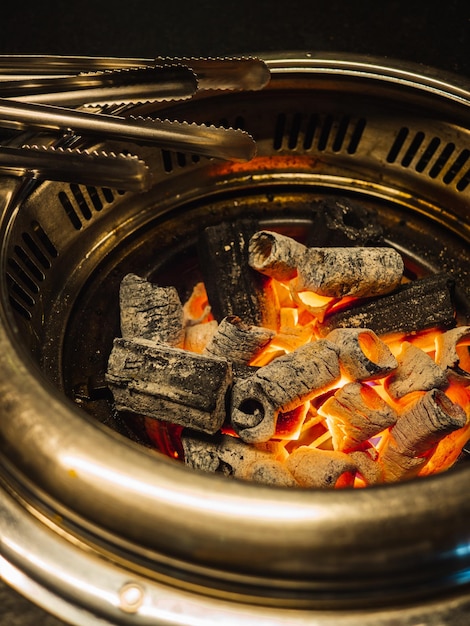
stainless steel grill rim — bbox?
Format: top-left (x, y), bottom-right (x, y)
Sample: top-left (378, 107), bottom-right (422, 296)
top-left (1, 52), bottom-right (470, 625)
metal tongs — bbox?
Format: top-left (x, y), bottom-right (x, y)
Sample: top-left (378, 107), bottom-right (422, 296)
top-left (0, 56), bottom-right (271, 191)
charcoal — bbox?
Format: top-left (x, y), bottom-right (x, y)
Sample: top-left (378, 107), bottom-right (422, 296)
top-left (319, 382), bottom-right (397, 452)
top-left (379, 388), bottom-right (466, 481)
top-left (231, 339), bottom-right (340, 443)
top-left (294, 246), bottom-right (404, 298)
top-left (248, 230), bottom-right (305, 281)
top-left (318, 273), bottom-right (457, 337)
top-left (435, 326), bottom-right (470, 381)
top-left (385, 342), bottom-right (448, 399)
top-left (106, 337), bottom-right (232, 434)
top-left (119, 273), bottom-right (185, 347)
top-left (203, 315), bottom-right (275, 365)
top-left (249, 230), bottom-right (404, 298)
top-left (240, 459), bottom-right (299, 487)
top-left (307, 197), bottom-right (384, 247)
top-left (198, 219), bottom-right (279, 330)
top-left (181, 431), bottom-right (289, 483)
top-left (349, 450), bottom-right (383, 485)
top-left (285, 446), bottom-right (358, 488)
top-left (326, 328), bottom-right (398, 380)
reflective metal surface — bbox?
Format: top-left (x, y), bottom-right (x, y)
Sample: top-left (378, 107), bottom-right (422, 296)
top-left (1, 54), bottom-right (470, 624)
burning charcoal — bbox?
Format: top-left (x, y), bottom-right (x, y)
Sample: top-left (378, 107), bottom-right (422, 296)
top-left (285, 446), bottom-right (358, 488)
top-left (248, 230), bottom-right (306, 281)
top-left (294, 246), bottom-right (404, 298)
top-left (385, 342), bottom-right (448, 399)
top-left (319, 273), bottom-right (457, 337)
top-left (198, 219), bottom-right (279, 330)
top-left (379, 388), bottom-right (466, 481)
top-left (239, 459), bottom-right (299, 487)
top-left (181, 431), bottom-right (286, 479)
top-left (203, 315), bottom-right (275, 365)
top-left (106, 337), bottom-right (232, 434)
top-left (119, 273), bottom-right (185, 347)
top-left (348, 449), bottom-right (384, 485)
top-left (307, 197), bottom-right (384, 247)
top-left (230, 339), bottom-right (341, 443)
top-left (249, 230), bottom-right (403, 298)
top-left (326, 328), bottom-right (398, 381)
top-left (435, 326), bottom-right (470, 382)
top-left (319, 382), bottom-right (397, 452)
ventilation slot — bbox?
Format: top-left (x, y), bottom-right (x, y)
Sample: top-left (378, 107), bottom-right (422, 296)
top-left (387, 127), bottom-right (409, 163)
top-left (443, 149), bottom-right (470, 184)
top-left (7, 273), bottom-right (34, 320)
top-left (457, 168), bottom-right (470, 192)
top-left (59, 185), bottom-right (116, 229)
top-left (429, 143), bottom-right (455, 179)
top-left (401, 132), bottom-right (425, 167)
top-left (14, 245), bottom-right (45, 281)
top-left (7, 258), bottom-right (39, 295)
top-left (415, 137), bottom-right (441, 172)
top-left (70, 184), bottom-right (92, 220)
top-left (273, 113), bottom-right (366, 154)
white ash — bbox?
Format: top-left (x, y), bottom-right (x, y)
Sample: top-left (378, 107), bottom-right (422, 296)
top-left (119, 273), bottom-right (185, 347)
top-left (385, 342), bottom-right (448, 399)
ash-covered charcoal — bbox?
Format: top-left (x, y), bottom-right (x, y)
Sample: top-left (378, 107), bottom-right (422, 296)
top-left (319, 382), bottom-right (397, 452)
top-left (248, 230), bottom-right (305, 281)
top-left (294, 246), bottom-right (404, 298)
top-left (106, 337), bottom-right (232, 434)
top-left (240, 458), bottom-right (299, 487)
top-left (181, 431), bottom-right (294, 485)
top-left (285, 446), bottom-right (358, 488)
top-left (379, 388), bottom-right (467, 481)
top-left (435, 326), bottom-right (470, 382)
top-left (306, 197), bottom-right (384, 247)
top-left (318, 273), bottom-right (457, 337)
top-left (249, 230), bottom-right (404, 298)
top-left (326, 328), bottom-right (398, 381)
top-left (119, 273), bottom-right (185, 347)
top-left (231, 339), bottom-right (341, 443)
top-left (198, 219), bottom-right (279, 330)
top-left (348, 449), bottom-right (384, 485)
top-left (203, 315), bottom-right (275, 365)
top-left (385, 342), bottom-right (448, 400)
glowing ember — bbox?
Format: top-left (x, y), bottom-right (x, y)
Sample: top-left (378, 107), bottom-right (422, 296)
top-left (107, 226), bottom-right (470, 489)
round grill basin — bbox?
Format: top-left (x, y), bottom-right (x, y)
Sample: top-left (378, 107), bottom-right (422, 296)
top-left (1, 53), bottom-right (470, 625)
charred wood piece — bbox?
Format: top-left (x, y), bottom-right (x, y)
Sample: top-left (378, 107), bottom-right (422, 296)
top-left (230, 339), bottom-right (340, 443)
top-left (203, 315), bottom-right (275, 365)
top-left (385, 342), bottom-right (448, 399)
top-left (307, 197), bottom-right (384, 247)
top-left (348, 449), bottom-right (383, 485)
top-left (249, 230), bottom-right (404, 298)
top-left (198, 219), bottom-right (279, 330)
top-left (319, 273), bottom-right (457, 337)
top-left (240, 458), bottom-right (299, 486)
top-left (435, 326), bottom-right (470, 382)
top-left (326, 328), bottom-right (398, 381)
top-left (319, 382), bottom-right (397, 452)
top-left (248, 230), bottom-right (306, 281)
top-left (379, 388), bottom-right (466, 481)
top-left (181, 432), bottom-right (296, 485)
top-left (119, 273), bottom-right (185, 347)
top-left (106, 338), bottom-right (232, 434)
top-left (285, 446), bottom-right (358, 488)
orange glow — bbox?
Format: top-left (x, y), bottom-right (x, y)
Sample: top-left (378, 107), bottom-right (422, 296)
top-left (151, 268), bottom-right (470, 488)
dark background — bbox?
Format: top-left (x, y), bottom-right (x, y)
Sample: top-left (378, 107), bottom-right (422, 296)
top-left (0, 1), bottom-right (469, 624)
